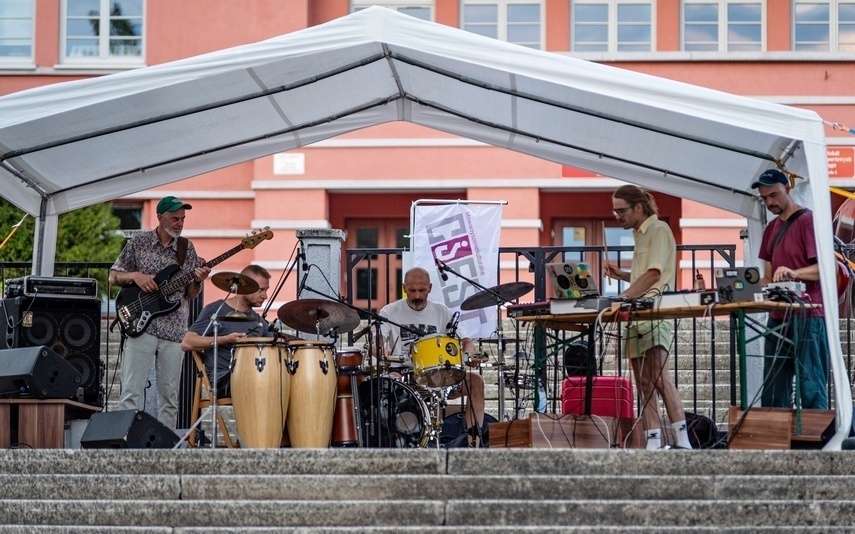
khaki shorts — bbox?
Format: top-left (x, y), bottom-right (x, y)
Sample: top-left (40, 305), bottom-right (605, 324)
top-left (622, 320), bottom-right (672, 359)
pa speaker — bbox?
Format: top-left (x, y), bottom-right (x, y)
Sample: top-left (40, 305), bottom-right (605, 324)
top-left (1, 297), bottom-right (103, 405)
top-left (80, 410), bottom-right (179, 449)
top-left (0, 345), bottom-right (84, 399)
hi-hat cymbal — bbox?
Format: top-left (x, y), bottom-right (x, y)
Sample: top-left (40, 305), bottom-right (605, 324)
top-left (210, 272), bottom-right (259, 294)
top-left (221, 311), bottom-right (257, 322)
top-left (460, 281), bottom-right (534, 311)
top-left (277, 299), bottom-right (361, 335)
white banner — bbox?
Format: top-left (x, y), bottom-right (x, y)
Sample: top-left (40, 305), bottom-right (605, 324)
top-left (410, 202), bottom-right (503, 339)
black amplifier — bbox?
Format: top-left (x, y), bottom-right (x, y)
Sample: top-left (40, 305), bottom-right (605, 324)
top-left (4, 276), bottom-right (98, 300)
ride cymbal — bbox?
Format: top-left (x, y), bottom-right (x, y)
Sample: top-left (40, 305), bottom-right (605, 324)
top-left (210, 272), bottom-right (259, 294)
top-left (277, 298), bottom-right (361, 335)
top-left (460, 281), bottom-right (534, 311)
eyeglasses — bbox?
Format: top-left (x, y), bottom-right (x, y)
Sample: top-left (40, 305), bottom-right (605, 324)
top-left (612, 205), bottom-right (633, 216)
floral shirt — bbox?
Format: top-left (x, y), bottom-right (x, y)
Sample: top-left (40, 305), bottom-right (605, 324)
top-left (112, 230), bottom-right (202, 342)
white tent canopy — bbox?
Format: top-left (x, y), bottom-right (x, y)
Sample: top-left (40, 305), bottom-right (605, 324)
top-left (0, 7), bottom-right (847, 446)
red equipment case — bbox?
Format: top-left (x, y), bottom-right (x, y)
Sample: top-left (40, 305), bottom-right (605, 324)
top-left (561, 376), bottom-right (635, 419)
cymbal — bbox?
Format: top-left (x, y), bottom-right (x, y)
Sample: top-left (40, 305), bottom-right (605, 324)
top-left (221, 311), bottom-right (257, 322)
top-left (210, 272), bottom-right (259, 294)
top-left (460, 281), bottom-right (534, 311)
top-left (277, 299), bottom-right (361, 335)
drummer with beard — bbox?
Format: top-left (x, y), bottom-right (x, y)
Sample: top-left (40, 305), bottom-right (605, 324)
top-left (378, 267), bottom-right (488, 447)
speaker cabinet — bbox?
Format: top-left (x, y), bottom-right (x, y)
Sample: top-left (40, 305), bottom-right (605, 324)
top-left (80, 410), bottom-right (179, 449)
top-left (0, 345), bottom-right (84, 399)
top-left (1, 297), bottom-right (103, 405)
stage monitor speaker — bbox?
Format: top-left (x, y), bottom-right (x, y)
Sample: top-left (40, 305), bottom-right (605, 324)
top-left (1, 296), bottom-right (103, 405)
top-left (80, 410), bottom-right (179, 449)
top-left (0, 345), bottom-right (84, 399)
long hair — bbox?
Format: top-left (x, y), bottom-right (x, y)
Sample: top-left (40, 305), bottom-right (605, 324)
top-left (613, 185), bottom-right (658, 217)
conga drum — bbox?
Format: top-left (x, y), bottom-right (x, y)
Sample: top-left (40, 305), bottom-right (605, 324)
top-left (332, 347), bottom-right (364, 447)
top-left (230, 337), bottom-right (290, 448)
top-left (287, 340), bottom-right (337, 448)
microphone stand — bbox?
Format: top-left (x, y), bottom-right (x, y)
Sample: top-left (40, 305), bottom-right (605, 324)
top-left (435, 259), bottom-right (517, 420)
top-left (175, 281), bottom-right (237, 449)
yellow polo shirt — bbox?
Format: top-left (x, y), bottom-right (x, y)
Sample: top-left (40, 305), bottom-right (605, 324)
top-left (629, 214), bottom-right (676, 294)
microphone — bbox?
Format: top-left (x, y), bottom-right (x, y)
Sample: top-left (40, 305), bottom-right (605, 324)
top-left (435, 258), bottom-right (448, 282)
top-left (298, 241), bottom-right (309, 271)
top-left (352, 323), bottom-right (373, 342)
top-left (445, 311), bottom-right (460, 335)
top-left (297, 265), bottom-right (310, 298)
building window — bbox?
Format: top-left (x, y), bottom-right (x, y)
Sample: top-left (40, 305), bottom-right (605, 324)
top-left (0, 0), bottom-right (33, 63)
top-left (572, 1), bottom-right (653, 53)
top-left (352, 1), bottom-right (433, 20)
top-left (62, 0), bottom-right (144, 64)
top-left (794, 0), bottom-right (855, 51)
top-left (462, 1), bottom-right (544, 49)
top-left (682, 1), bottom-right (762, 52)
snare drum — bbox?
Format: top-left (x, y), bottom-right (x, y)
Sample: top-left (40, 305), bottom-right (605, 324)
top-left (287, 340), bottom-right (337, 448)
top-left (230, 337), bottom-right (290, 449)
top-left (410, 334), bottom-right (464, 389)
top-left (357, 376), bottom-right (430, 448)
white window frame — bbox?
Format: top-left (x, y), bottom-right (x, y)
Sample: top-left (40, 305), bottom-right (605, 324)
top-left (0, 0), bottom-right (35, 68)
top-left (351, 1), bottom-right (434, 21)
top-left (60, 0), bottom-right (145, 68)
top-left (571, 0), bottom-right (656, 53)
top-left (793, 0), bottom-right (855, 51)
top-left (681, 0), bottom-right (765, 52)
top-left (461, 0), bottom-right (545, 50)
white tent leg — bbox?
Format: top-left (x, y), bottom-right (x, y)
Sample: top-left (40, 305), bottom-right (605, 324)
top-left (33, 210), bottom-right (58, 276)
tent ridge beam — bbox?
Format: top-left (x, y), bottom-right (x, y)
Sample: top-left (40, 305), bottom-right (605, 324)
top-left (0, 52), bottom-right (388, 161)
top-left (408, 95), bottom-right (753, 199)
top-left (52, 95), bottom-right (403, 195)
top-left (390, 50), bottom-right (778, 164)
top-left (0, 159), bottom-right (48, 197)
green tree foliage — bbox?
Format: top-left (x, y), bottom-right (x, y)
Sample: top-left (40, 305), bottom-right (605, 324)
top-left (0, 198), bottom-right (125, 264)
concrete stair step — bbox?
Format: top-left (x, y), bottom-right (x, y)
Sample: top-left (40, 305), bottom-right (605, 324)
top-left (1, 499), bottom-right (854, 529)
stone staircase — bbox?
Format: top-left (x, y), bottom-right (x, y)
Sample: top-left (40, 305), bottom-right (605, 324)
top-left (1, 449), bottom-right (855, 531)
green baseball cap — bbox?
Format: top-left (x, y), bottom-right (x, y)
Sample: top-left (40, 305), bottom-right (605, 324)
top-left (156, 195), bottom-right (192, 214)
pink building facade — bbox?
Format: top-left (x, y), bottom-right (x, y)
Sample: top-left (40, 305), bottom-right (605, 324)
top-left (2, 0), bottom-right (853, 310)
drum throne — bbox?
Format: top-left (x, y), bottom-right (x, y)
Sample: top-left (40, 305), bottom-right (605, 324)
top-left (189, 351), bottom-right (239, 448)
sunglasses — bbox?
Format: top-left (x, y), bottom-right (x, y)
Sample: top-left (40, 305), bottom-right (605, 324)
top-left (612, 205), bottom-right (634, 216)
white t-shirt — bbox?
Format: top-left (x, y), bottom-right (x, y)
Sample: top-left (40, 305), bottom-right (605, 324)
top-left (379, 299), bottom-right (467, 364)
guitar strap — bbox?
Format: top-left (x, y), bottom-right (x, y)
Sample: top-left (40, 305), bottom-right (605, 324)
top-left (772, 208), bottom-right (808, 251)
top-left (177, 236), bottom-right (189, 268)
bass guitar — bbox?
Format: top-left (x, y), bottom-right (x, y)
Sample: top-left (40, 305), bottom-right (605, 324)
top-left (115, 228), bottom-right (274, 337)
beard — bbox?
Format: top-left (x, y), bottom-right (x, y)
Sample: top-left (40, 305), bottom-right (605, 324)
top-left (163, 226), bottom-right (182, 239)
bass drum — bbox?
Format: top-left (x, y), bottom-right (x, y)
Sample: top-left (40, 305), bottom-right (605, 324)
top-left (357, 377), bottom-right (430, 448)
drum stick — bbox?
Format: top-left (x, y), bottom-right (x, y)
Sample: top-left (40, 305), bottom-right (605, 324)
top-left (602, 221), bottom-right (612, 281)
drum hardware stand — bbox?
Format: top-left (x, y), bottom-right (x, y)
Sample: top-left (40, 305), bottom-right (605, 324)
top-left (175, 280), bottom-right (239, 450)
top-left (436, 259), bottom-right (533, 421)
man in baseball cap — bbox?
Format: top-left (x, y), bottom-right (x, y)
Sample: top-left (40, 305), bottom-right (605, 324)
top-left (752, 167), bottom-right (829, 410)
top-left (109, 193), bottom-right (208, 431)
top-left (156, 195), bottom-right (192, 214)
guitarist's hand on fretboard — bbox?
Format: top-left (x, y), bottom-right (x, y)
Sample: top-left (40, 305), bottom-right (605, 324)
top-left (192, 266), bottom-right (212, 285)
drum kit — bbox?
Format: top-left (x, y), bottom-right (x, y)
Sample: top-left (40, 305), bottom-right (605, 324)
top-left (194, 270), bottom-right (534, 449)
